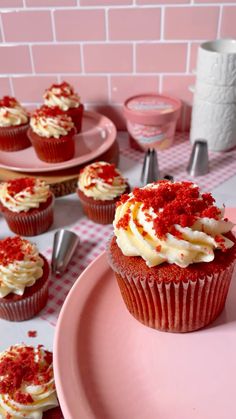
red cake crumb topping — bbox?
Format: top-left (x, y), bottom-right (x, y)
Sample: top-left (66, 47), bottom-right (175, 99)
top-left (45, 81), bottom-right (76, 98)
top-left (82, 163), bottom-right (125, 188)
top-left (116, 181), bottom-right (221, 239)
top-left (0, 96), bottom-right (18, 108)
top-left (28, 330), bottom-right (37, 338)
top-left (6, 178), bottom-right (36, 196)
top-left (33, 105), bottom-right (67, 119)
top-left (0, 345), bottom-right (53, 403)
top-left (0, 236), bottom-right (32, 266)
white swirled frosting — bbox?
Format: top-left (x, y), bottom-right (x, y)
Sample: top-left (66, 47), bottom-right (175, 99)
top-left (0, 236), bottom-right (44, 298)
top-left (78, 161), bottom-right (128, 201)
top-left (0, 344), bottom-right (58, 418)
top-left (30, 105), bottom-right (74, 139)
top-left (0, 178), bottom-right (51, 213)
top-left (0, 96), bottom-right (28, 127)
top-left (114, 181), bottom-right (235, 268)
top-left (44, 81), bottom-right (80, 111)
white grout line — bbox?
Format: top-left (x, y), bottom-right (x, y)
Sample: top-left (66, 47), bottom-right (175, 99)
top-left (9, 77), bottom-right (15, 97)
top-left (160, 6), bottom-right (164, 41)
top-left (105, 7), bottom-right (109, 41)
top-left (159, 74), bottom-right (163, 93)
top-left (0, 14), bottom-right (6, 43)
top-left (0, 4), bottom-right (232, 10)
top-left (186, 41), bottom-right (191, 73)
top-left (28, 45), bottom-right (35, 74)
top-left (50, 9), bottom-right (57, 42)
top-left (216, 4), bottom-right (223, 38)
top-left (107, 75), bottom-right (111, 102)
top-left (0, 40), bottom-right (209, 46)
top-left (80, 44), bottom-right (85, 74)
top-left (0, 72), bottom-right (197, 78)
top-left (133, 43), bottom-right (136, 74)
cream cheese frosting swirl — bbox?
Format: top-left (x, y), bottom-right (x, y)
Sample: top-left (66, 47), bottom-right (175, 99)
top-left (0, 344), bottom-right (58, 418)
top-left (78, 161), bottom-right (128, 201)
top-left (44, 81), bottom-right (80, 111)
top-left (0, 178), bottom-right (51, 213)
top-left (30, 105), bottom-right (74, 139)
top-left (114, 181), bottom-right (235, 268)
top-left (0, 96), bottom-right (29, 127)
top-left (0, 236), bottom-right (44, 297)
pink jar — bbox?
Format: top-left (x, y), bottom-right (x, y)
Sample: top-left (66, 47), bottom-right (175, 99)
top-left (124, 93), bottom-right (182, 151)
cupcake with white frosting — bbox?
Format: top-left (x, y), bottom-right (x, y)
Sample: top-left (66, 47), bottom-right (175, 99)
top-left (28, 105), bottom-right (76, 163)
top-left (44, 81), bottom-right (84, 133)
top-left (77, 161), bottom-right (130, 224)
top-left (0, 344), bottom-right (62, 417)
top-left (0, 177), bottom-right (54, 236)
top-left (108, 180), bottom-right (236, 332)
top-left (0, 236), bottom-right (50, 321)
top-left (0, 96), bottom-right (31, 151)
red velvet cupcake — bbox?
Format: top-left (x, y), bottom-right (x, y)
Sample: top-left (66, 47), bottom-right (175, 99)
top-left (44, 81), bottom-right (84, 133)
top-left (0, 96), bottom-right (31, 151)
top-left (28, 105), bottom-right (75, 163)
top-left (77, 161), bottom-right (130, 224)
top-left (108, 180), bottom-right (236, 333)
top-left (0, 344), bottom-right (63, 417)
top-left (0, 236), bottom-right (50, 321)
top-left (0, 177), bottom-right (54, 236)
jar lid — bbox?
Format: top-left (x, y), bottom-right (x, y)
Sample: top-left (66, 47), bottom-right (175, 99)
top-left (124, 93), bottom-right (182, 125)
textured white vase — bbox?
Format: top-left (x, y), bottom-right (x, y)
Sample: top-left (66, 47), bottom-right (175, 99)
top-left (196, 39), bottom-right (236, 86)
top-left (190, 98), bottom-right (236, 151)
top-left (193, 80), bottom-right (236, 104)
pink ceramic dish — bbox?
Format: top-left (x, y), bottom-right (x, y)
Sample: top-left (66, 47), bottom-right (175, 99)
top-left (124, 93), bottom-right (182, 151)
top-left (0, 111), bottom-right (116, 173)
top-left (54, 210), bottom-right (236, 419)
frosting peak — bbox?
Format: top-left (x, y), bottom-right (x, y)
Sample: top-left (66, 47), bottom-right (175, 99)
top-left (0, 177), bottom-right (51, 213)
top-left (0, 96), bottom-right (29, 127)
top-left (114, 181), bottom-right (235, 268)
top-left (44, 81), bottom-right (80, 111)
top-left (0, 344), bottom-right (58, 418)
top-left (78, 161), bottom-right (128, 201)
top-left (30, 105), bottom-right (74, 139)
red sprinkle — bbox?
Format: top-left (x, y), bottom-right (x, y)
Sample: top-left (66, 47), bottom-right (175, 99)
top-left (0, 96), bottom-right (18, 108)
top-left (116, 181), bottom-right (221, 240)
top-left (45, 81), bottom-right (76, 98)
top-left (6, 177), bottom-right (36, 196)
top-left (32, 105), bottom-right (71, 121)
top-left (82, 163), bottom-right (125, 187)
top-left (0, 236), bottom-right (32, 266)
top-left (28, 331), bottom-right (37, 338)
top-left (0, 345), bottom-right (53, 404)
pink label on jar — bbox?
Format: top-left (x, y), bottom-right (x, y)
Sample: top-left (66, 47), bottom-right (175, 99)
top-left (128, 97), bottom-right (173, 113)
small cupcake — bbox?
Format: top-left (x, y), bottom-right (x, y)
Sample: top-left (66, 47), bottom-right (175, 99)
top-left (0, 344), bottom-right (63, 417)
top-left (108, 180), bottom-right (236, 333)
top-left (44, 81), bottom-right (84, 133)
top-left (28, 105), bottom-right (75, 163)
top-left (0, 177), bottom-right (54, 236)
top-left (0, 96), bottom-right (31, 151)
top-left (0, 236), bottom-right (50, 321)
top-left (77, 161), bottom-right (130, 224)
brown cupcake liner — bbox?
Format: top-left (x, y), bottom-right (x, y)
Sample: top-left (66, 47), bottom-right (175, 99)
top-left (109, 251), bottom-right (236, 332)
top-left (0, 123), bottom-right (31, 151)
top-left (3, 196), bottom-right (54, 236)
top-left (27, 127), bottom-right (75, 163)
top-left (0, 273), bottom-right (49, 322)
top-left (79, 198), bottom-right (116, 224)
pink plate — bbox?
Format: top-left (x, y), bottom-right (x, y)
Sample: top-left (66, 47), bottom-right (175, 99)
top-left (54, 209), bottom-right (236, 419)
top-left (0, 111), bottom-right (116, 173)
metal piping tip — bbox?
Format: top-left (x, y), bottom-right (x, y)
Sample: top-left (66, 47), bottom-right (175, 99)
top-left (51, 229), bottom-right (80, 274)
top-left (187, 139), bottom-right (209, 177)
top-left (141, 148), bottom-right (160, 186)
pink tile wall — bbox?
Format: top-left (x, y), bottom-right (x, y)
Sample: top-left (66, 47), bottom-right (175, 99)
top-left (0, 2), bottom-right (235, 132)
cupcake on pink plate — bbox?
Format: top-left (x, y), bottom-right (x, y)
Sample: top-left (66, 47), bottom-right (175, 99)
top-left (0, 177), bottom-right (54, 236)
top-left (108, 180), bottom-right (236, 332)
top-left (28, 105), bottom-right (76, 163)
top-left (0, 96), bottom-right (31, 151)
top-left (0, 236), bottom-right (50, 321)
top-left (43, 81), bottom-right (84, 133)
top-left (77, 161), bottom-right (130, 224)
top-left (0, 344), bottom-right (63, 417)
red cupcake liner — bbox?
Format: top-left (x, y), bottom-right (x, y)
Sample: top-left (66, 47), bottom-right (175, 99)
top-left (2, 196), bottom-right (54, 236)
top-left (0, 123), bottom-right (31, 151)
top-left (108, 241), bottom-right (236, 332)
top-left (0, 256), bottom-right (49, 322)
top-left (28, 127), bottom-right (75, 163)
top-left (43, 406), bottom-right (63, 419)
top-left (67, 104), bottom-right (84, 133)
top-left (79, 198), bottom-right (116, 224)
